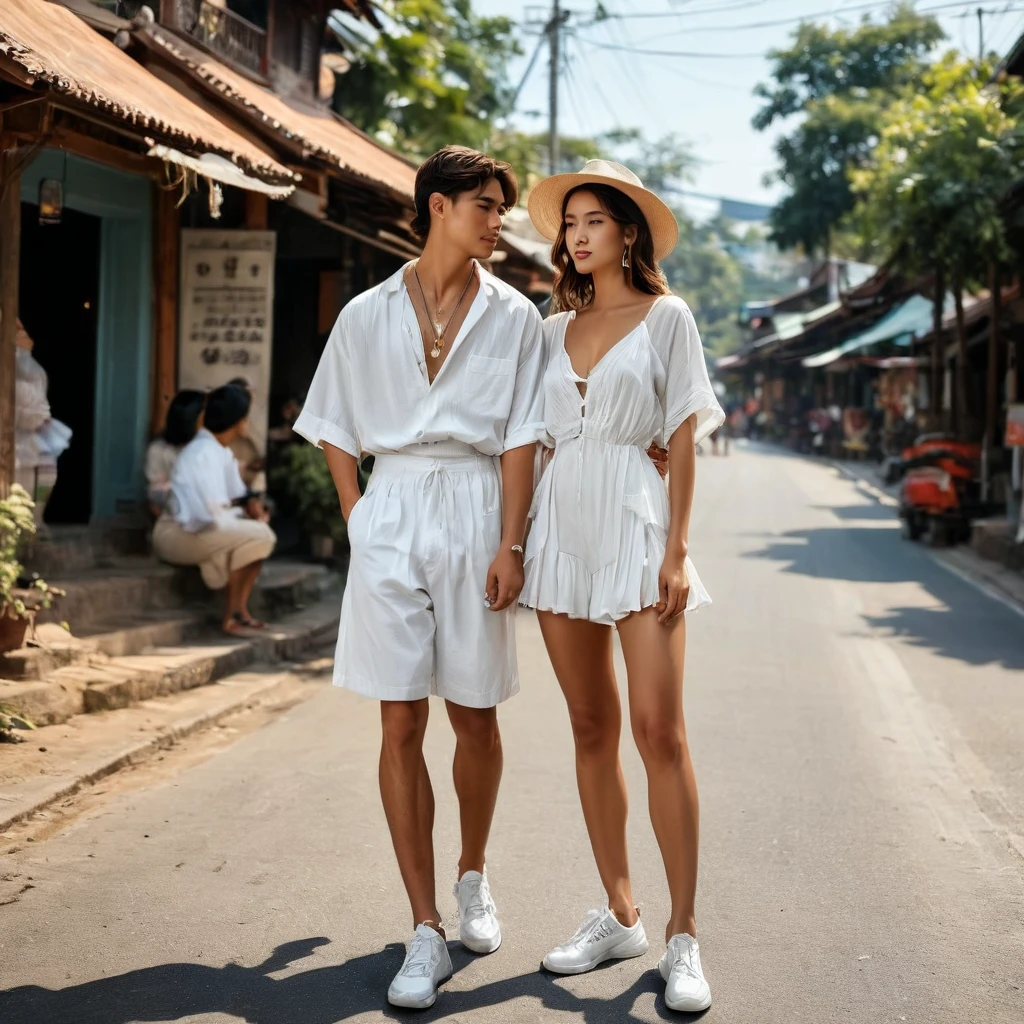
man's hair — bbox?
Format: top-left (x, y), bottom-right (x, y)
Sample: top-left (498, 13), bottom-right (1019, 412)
top-left (412, 146), bottom-right (519, 240)
top-left (204, 384), bottom-right (251, 435)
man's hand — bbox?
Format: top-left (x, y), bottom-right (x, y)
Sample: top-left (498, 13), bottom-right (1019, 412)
top-left (647, 445), bottom-right (669, 479)
top-left (655, 543), bottom-right (690, 624)
top-left (485, 548), bottom-right (524, 612)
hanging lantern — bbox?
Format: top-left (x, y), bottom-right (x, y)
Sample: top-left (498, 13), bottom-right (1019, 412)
top-left (38, 179), bottom-right (63, 226)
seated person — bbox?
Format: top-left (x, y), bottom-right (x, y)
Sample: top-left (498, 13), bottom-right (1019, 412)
top-left (152, 385), bottom-right (276, 636)
top-left (144, 389), bottom-right (205, 519)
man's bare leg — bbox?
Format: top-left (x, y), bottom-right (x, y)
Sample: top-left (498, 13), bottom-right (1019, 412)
top-left (379, 699), bottom-right (443, 933)
top-left (445, 702), bottom-right (502, 877)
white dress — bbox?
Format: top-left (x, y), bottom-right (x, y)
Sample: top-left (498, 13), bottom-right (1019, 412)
top-left (521, 295), bottom-right (725, 625)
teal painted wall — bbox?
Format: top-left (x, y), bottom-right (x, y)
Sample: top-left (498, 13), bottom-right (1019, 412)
top-left (22, 151), bottom-right (152, 522)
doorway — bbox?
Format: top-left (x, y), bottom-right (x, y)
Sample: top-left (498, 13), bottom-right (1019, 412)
top-left (19, 203), bottom-right (101, 525)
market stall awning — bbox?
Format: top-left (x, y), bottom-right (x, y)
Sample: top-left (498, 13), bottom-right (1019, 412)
top-left (802, 294), bottom-right (942, 369)
top-left (0, 0), bottom-right (295, 190)
top-left (754, 299), bottom-right (844, 350)
top-left (140, 26), bottom-right (416, 200)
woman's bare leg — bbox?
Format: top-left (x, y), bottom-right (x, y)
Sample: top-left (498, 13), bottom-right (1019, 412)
top-left (537, 610), bottom-right (637, 926)
top-left (616, 608), bottom-right (698, 941)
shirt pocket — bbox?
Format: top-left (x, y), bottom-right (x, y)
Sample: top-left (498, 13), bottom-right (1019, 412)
top-left (463, 354), bottom-right (515, 407)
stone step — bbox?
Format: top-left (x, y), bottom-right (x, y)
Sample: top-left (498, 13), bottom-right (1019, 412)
top-left (0, 598), bottom-right (339, 727)
top-left (34, 557), bottom-right (335, 636)
top-left (20, 523), bottom-right (149, 577)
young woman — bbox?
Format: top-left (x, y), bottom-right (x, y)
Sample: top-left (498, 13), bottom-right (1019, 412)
top-left (521, 160), bottom-right (724, 1012)
top-left (144, 389), bottom-right (206, 519)
top-left (152, 384), bottom-right (276, 636)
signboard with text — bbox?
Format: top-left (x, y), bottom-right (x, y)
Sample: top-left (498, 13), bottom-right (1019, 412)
top-left (178, 229), bottom-right (276, 453)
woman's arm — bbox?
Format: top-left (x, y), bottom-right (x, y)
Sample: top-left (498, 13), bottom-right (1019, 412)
top-left (657, 414), bottom-right (697, 624)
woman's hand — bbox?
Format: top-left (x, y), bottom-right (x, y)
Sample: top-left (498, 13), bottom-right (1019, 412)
top-left (646, 445), bottom-right (669, 480)
top-left (656, 543), bottom-right (690, 624)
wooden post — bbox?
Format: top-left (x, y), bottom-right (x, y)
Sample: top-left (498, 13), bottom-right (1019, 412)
top-left (931, 268), bottom-right (944, 431)
top-left (245, 191), bottom-right (268, 230)
top-left (0, 135), bottom-right (21, 499)
top-left (986, 262), bottom-right (1001, 451)
top-left (151, 187), bottom-right (179, 438)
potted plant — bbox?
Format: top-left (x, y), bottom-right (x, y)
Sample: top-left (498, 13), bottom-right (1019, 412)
top-left (270, 444), bottom-right (364, 560)
top-left (0, 484), bottom-right (64, 654)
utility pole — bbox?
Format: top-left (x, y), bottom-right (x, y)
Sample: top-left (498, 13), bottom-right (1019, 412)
top-left (548, 0), bottom-right (561, 175)
top-left (978, 6), bottom-right (984, 63)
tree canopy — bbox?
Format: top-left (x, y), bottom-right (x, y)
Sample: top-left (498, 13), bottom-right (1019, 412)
top-left (755, 3), bottom-right (944, 256)
top-left (330, 0), bottom-right (521, 157)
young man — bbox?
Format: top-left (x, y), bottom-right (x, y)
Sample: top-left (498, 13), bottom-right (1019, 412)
top-left (293, 146), bottom-right (545, 1009)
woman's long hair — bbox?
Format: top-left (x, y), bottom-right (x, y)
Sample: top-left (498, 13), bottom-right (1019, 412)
top-left (162, 389), bottom-right (206, 447)
top-left (550, 183), bottom-right (670, 313)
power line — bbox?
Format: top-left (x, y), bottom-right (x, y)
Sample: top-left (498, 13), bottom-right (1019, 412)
top-left (576, 0), bottom-right (1024, 59)
top-left (571, 36), bottom-right (765, 58)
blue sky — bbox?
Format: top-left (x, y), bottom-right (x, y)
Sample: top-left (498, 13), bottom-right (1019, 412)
top-left (475, 0), bottom-right (1024, 204)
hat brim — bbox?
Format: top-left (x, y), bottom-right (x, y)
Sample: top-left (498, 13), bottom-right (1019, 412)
top-left (527, 173), bottom-right (679, 262)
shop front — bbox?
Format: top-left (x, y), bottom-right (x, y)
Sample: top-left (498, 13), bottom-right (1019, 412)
top-left (19, 151), bottom-right (152, 524)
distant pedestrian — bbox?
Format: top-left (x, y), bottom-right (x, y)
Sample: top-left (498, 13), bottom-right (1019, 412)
top-left (294, 146), bottom-right (545, 1011)
top-left (521, 159), bottom-right (724, 1013)
top-left (152, 384), bottom-right (276, 636)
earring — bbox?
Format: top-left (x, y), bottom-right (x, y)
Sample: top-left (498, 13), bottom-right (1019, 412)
top-left (622, 246), bottom-right (631, 269)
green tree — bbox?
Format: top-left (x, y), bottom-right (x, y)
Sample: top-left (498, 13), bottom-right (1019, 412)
top-left (754, 3), bottom-right (944, 256)
top-left (851, 56), bottom-right (1024, 435)
top-left (330, 0), bottom-right (521, 157)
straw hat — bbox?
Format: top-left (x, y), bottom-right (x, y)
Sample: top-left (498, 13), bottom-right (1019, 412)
top-left (528, 159), bottom-right (679, 262)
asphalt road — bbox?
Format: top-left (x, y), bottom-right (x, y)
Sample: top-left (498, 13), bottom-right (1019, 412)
top-left (2, 443), bottom-right (1023, 1024)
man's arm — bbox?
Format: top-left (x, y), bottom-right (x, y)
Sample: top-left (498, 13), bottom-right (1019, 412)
top-left (323, 443), bottom-right (362, 521)
top-left (486, 445), bottom-right (534, 611)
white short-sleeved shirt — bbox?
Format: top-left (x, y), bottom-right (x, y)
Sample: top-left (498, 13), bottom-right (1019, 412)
top-left (165, 429), bottom-right (247, 532)
top-left (293, 262), bottom-right (547, 458)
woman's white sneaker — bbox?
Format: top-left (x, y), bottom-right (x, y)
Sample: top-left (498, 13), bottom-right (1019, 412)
top-left (659, 933), bottom-right (712, 1012)
top-left (542, 907), bottom-right (648, 975)
top-left (387, 923), bottom-right (453, 1009)
top-left (454, 870), bottom-right (502, 954)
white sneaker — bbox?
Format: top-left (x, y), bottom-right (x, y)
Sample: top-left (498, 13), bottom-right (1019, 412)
top-left (387, 923), bottom-right (453, 1009)
top-left (659, 933), bottom-right (712, 1012)
top-left (454, 870), bottom-right (502, 954)
top-left (542, 907), bottom-right (648, 975)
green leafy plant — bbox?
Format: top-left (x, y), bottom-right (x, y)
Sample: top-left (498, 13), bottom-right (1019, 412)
top-left (0, 702), bottom-right (35, 743)
top-left (269, 445), bottom-right (367, 546)
top-left (0, 484), bottom-right (64, 622)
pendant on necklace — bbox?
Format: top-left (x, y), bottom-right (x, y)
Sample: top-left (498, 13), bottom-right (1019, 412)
top-left (430, 340), bottom-right (442, 358)
top-left (433, 321), bottom-right (444, 336)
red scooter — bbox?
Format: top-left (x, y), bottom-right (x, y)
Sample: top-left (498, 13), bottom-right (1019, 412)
top-left (897, 437), bottom-right (998, 546)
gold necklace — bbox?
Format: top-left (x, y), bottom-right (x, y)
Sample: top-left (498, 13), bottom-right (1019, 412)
top-left (413, 262), bottom-right (476, 358)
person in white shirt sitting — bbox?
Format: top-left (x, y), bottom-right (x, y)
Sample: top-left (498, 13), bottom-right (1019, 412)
top-left (152, 385), bottom-right (276, 636)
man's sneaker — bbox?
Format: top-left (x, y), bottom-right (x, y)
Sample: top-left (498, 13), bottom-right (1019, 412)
top-left (659, 933), bottom-right (712, 1012)
top-left (387, 923), bottom-right (453, 1009)
top-left (454, 870), bottom-right (502, 954)
top-left (542, 907), bottom-right (648, 975)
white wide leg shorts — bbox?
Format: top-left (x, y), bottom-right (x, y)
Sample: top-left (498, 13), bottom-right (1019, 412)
top-left (333, 450), bottom-right (518, 708)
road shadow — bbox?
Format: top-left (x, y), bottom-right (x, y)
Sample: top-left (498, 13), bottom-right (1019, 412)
top-left (863, 605), bottom-right (1024, 671)
top-left (0, 936), bottom-right (705, 1024)
top-left (745, 526), bottom-right (1024, 670)
top-left (813, 503), bottom-right (896, 521)
top-left (744, 525), bottom-right (911, 585)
